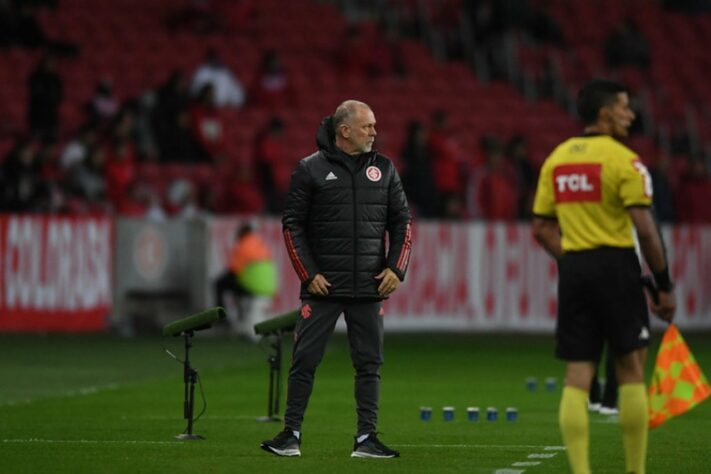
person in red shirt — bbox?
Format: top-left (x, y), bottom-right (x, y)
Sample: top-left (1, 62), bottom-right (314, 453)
top-left (477, 137), bottom-right (518, 220)
top-left (254, 117), bottom-right (289, 213)
top-left (428, 110), bottom-right (466, 217)
top-left (104, 138), bottom-right (137, 211)
top-left (249, 50), bottom-right (294, 109)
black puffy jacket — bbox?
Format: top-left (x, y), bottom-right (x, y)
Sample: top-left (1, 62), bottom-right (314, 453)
top-left (283, 117), bottom-right (412, 300)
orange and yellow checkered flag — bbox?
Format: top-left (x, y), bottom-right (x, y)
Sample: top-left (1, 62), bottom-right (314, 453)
top-left (648, 324), bottom-right (711, 429)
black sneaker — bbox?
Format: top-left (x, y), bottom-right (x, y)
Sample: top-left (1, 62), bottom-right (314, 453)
top-left (351, 432), bottom-right (400, 458)
top-left (260, 428), bottom-right (301, 457)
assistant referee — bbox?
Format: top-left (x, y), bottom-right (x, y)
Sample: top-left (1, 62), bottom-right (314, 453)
top-left (532, 79), bottom-right (676, 474)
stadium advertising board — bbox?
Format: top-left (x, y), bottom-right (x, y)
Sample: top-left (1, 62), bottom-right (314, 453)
top-left (0, 215), bottom-right (112, 331)
top-left (209, 218), bottom-right (711, 331)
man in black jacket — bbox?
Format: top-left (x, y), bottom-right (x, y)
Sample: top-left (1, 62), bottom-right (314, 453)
top-left (261, 100), bottom-right (412, 458)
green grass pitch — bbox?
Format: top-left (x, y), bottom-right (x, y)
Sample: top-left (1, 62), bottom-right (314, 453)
top-left (1, 331), bottom-right (709, 473)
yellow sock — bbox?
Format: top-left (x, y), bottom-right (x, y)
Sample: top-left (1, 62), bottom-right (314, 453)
top-left (559, 386), bottom-right (591, 474)
top-left (619, 383), bottom-right (648, 474)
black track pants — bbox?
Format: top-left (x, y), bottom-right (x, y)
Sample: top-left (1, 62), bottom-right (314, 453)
top-left (284, 299), bottom-right (384, 436)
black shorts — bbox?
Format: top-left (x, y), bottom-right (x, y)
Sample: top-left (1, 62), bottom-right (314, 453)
top-left (555, 247), bottom-right (650, 362)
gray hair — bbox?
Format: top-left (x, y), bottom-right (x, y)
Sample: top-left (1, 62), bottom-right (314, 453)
top-left (333, 100), bottom-right (371, 129)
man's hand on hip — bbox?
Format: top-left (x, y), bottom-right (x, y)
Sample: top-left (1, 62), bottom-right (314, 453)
top-left (375, 268), bottom-right (400, 297)
top-left (307, 274), bottom-right (331, 296)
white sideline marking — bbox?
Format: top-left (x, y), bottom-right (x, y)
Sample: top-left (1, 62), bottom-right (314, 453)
top-left (2, 438), bottom-right (181, 445)
top-left (393, 444), bottom-right (564, 449)
top-left (494, 447), bottom-right (561, 473)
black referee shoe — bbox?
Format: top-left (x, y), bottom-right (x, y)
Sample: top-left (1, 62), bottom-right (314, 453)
top-left (351, 433), bottom-right (400, 458)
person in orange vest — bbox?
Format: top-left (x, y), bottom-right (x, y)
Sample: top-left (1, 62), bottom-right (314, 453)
top-left (214, 223), bottom-right (277, 338)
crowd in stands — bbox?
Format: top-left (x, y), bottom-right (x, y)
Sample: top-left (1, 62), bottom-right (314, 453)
top-left (0, 0), bottom-right (710, 222)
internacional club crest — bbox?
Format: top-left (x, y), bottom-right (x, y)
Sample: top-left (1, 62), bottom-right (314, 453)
top-left (366, 166), bottom-right (382, 182)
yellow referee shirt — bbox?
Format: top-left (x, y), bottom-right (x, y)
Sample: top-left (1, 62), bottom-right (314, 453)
top-left (533, 134), bottom-right (653, 251)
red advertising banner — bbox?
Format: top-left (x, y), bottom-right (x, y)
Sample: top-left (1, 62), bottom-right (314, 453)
top-left (208, 218), bottom-right (711, 332)
top-left (0, 215), bottom-right (112, 332)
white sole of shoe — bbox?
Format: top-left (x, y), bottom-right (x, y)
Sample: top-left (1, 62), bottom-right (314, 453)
top-left (261, 445), bottom-right (301, 457)
top-left (350, 451), bottom-right (397, 459)
top-left (598, 407), bottom-right (619, 416)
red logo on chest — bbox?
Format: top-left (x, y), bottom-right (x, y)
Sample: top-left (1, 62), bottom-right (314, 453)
top-left (553, 163), bottom-right (602, 203)
top-left (301, 304), bottom-right (312, 319)
top-left (366, 166), bottom-right (382, 182)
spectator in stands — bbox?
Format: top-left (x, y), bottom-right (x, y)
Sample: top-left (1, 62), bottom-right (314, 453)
top-left (254, 116), bottom-right (288, 214)
top-left (36, 137), bottom-right (65, 211)
top-left (465, 0), bottom-right (499, 46)
top-left (400, 120), bottom-right (439, 218)
top-left (189, 83), bottom-right (225, 162)
top-left (191, 49), bottom-right (245, 108)
top-left (152, 71), bottom-right (197, 162)
top-left (212, 162), bottom-right (264, 214)
top-left (525, 8), bottom-right (565, 45)
top-left (0, 138), bottom-right (50, 212)
top-left (506, 135), bottom-right (536, 219)
top-left (37, 137), bottom-right (60, 182)
top-left (27, 54), bottom-right (63, 140)
top-left (335, 25), bottom-right (372, 77)
top-left (214, 223), bottom-right (277, 338)
top-left (65, 145), bottom-right (107, 206)
top-left (60, 125), bottom-right (97, 170)
top-left (12, 2), bottom-right (49, 49)
top-left (111, 107), bottom-right (137, 144)
top-left (167, 178), bottom-right (204, 219)
top-left (125, 96), bottom-right (159, 162)
top-left (476, 135), bottom-right (518, 220)
top-left (430, 0), bottom-right (467, 59)
top-left (0, 1), bottom-right (76, 54)
top-left (166, 0), bottom-right (221, 35)
top-left (604, 18), bottom-right (651, 70)
top-left (249, 50), bottom-right (294, 108)
top-left (116, 181), bottom-right (166, 220)
top-left (428, 110), bottom-right (466, 217)
top-left (370, 23), bottom-right (407, 78)
top-left (463, 0), bottom-right (514, 77)
top-left (104, 138), bottom-right (138, 211)
top-left (87, 78), bottom-right (120, 127)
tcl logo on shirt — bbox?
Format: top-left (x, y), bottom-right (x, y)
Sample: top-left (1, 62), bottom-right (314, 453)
top-left (553, 163), bottom-right (602, 203)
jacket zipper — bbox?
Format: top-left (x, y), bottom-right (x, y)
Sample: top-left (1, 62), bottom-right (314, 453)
top-left (350, 165), bottom-right (358, 298)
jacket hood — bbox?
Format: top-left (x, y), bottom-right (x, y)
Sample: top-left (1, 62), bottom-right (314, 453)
top-left (316, 116), bottom-right (337, 155)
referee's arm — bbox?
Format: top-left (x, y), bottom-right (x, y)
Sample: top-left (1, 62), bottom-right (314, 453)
top-left (628, 207), bottom-right (676, 322)
top-left (532, 216), bottom-right (564, 260)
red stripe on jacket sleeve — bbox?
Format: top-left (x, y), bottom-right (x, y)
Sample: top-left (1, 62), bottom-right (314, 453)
top-left (284, 229), bottom-right (309, 282)
top-left (395, 222), bottom-right (412, 272)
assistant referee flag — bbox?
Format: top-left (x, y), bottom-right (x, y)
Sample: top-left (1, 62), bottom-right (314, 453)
top-left (648, 324), bottom-right (711, 429)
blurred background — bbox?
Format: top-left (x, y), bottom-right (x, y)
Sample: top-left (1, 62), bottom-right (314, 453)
top-left (0, 0), bottom-right (710, 335)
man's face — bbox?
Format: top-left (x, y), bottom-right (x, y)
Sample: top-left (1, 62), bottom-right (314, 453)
top-left (604, 92), bottom-right (636, 138)
top-left (342, 106), bottom-right (377, 154)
